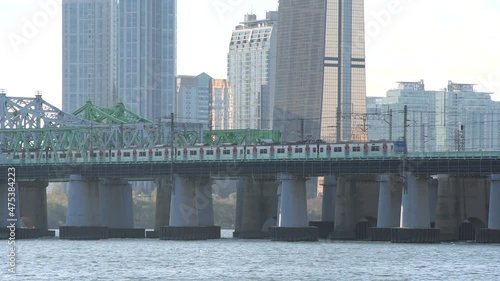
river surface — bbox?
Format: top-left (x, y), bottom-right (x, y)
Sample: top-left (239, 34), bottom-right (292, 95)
top-left (2, 229), bottom-right (499, 280)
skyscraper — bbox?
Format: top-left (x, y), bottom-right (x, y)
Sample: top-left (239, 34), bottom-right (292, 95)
top-left (118, 0), bottom-right (176, 120)
top-left (62, 0), bottom-right (118, 113)
top-left (228, 11), bottom-right (278, 130)
top-left (273, 0), bottom-right (367, 142)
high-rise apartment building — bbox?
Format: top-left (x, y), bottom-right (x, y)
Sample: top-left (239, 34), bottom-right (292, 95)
top-left (228, 11), bottom-right (278, 130)
top-left (176, 73), bottom-right (211, 126)
top-left (63, 0), bottom-right (176, 121)
top-left (118, 0), bottom-right (176, 120)
top-left (367, 80), bottom-right (500, 152)
top-left (210, 79), bottom-right (233, 130)
top-left (273, 0), bottom-right (367, 142)
top-left (62, 0), bottom-right (118, 113)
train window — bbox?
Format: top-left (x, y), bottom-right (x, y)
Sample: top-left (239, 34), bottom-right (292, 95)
top-left (190, 150), bottom-right (197, 156)
top-left (139, 152), bottom-right (146, 157)
top-left (112, 153), bottom-right (115, 157)
top-left (334, 147), bottom-right (342, 152)
top-left (260, 149), bottom-right (268, 154)
top-left (42, 154), bottom-right (46, 159)
top-left (155, 151), bottom-right (162, 157)
top-left (294, 148), bottom-right (303, 153)
top-left (48, 154), bottom-right (52, 159)
top-left (13, 155), bottom-right (19, 159)
top-left (240, 149), bottom-right (244, 154)
top-left (353, 147), bottom-right (361, 152)
top-left (206, 150), bottom-right (214, 155)
top-left (371, 146), bottom-right (380, 152)
top-left (75, 153), bottom-right (82, 158)
top-left (92, 153), bottom-right (97, 158)
top-left (177, 151), bottom-right (181, 156)
top-left (313, 148), bottom-right (317, 153)
top-left (247, 149), bottom-right (250, 154)
top-left (124, 152), bottom-right (131, 157)
top-left (277, 148), bottom-right (285, 154)
top-left (320, 148), bottom-right (324, 153)
top-left (30, 154), bottom-right (35, 159)
top-left (223, 150), bottom-right (231, 155)
top-left (106, 152), bottom-right (110, 157)
top-left (60, 154), bottom-right (66, 159)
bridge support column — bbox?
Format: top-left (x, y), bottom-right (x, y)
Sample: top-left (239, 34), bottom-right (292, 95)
top-left (428, 178), bottom-right (438, 228)
top-left (146, 177), bottom-right (172, 238)
top-left (478, 175), bottom-right (500, 243)
top-left (391, 174), bottom-right (440, 243)
top-left (160, 175), bottom-right (217, 240)
top-left (270, 173), bottom-right (318, 241)
top-left (310, 176), bottom-right (336, 238)
top-left (332, 174), bottom-right (379, 240)
top-left (233, 176), bottom-right (278, 239)
top-left (19, 180), bottom-right (54, 238)
top-left (60, 175), bottom-right (108, 240)
top-left (0, 183), bottom-right (28, 239)
top-left (100, 179), bottom-right (143, 238)
top-left (435, 175), bottom-right (464, 241)
top-left (194, 178), bottom-right (220, 239)
top-left (368, 174), bottom-right (402, 241)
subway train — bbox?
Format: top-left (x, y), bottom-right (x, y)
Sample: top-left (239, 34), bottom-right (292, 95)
top-left (1, 141), bottom-right (405, 164)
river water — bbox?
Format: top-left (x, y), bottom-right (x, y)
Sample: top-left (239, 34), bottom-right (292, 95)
top-left (2, 230), bottom-right (499, 280)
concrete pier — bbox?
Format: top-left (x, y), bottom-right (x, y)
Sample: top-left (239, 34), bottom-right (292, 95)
top-left (435, 175), bottom-right (489, 241)
top-left (478, 175), bottom-right (500, 243)
top-left (160, 175), bottom-right (218, 240)
top-left (146, 177), bottom-right (172, 238)
top-left (435, 175), bottom-right (464, 241)
top-left (60, 175), bottom-right (108, 240)
top-left (368, 174), bottom-right (402, 241)
top-left (19, 180), bottom-right (48, 232)
top-left (331, 174), bottom-right (379, 240)
top-left (233, 177), bottom-right (278, 239)
top-left (100, 179), bottom-right (144, 238)
top-left (169, 175), bottom-right (198, 227)
top-left (392, 174), bottom-right (440, 243)
top-left (428, 178), bottom-right (438, 228)
top-left (310, 176), bottom-right (336, 238)
top-left (270, 173), bottom-right (318, 241)
top-left (0, 183), bottom-right (40, 239)
top-left (194, 178), bottom-right (220, 239)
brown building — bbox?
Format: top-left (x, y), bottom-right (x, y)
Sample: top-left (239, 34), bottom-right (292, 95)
top-left (273, 0), bottom-right (367, 142)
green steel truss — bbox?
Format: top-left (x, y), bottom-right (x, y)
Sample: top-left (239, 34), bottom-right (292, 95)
top-left (0, 95), bottom-right (203, 153)
top-left (0, 94), bottom-right (283, 153)
top-left (72, 100), bottom-right (151, 124)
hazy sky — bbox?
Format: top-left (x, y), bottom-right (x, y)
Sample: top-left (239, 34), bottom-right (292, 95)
top-left (1, 0), bottom-right (499, 109)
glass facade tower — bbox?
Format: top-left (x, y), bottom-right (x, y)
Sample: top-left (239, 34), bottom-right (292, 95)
top-left (273, 0), bottom-right (367, 142)
top-left (118, 0), bottom-right (176, 120)
top-left (62, 0), bottom-right (118, 113)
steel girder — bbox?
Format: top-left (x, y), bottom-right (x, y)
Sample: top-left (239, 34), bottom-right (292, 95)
top-left (0, 95), bottom-right (203, 152)
top-left (72, 100), bottom-right (152, 124)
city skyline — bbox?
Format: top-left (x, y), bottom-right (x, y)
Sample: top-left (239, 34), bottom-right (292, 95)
top-left (1, 0), bottom-right (500, 110)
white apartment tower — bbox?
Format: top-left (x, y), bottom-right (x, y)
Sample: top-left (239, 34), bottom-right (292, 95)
top-left (228, 11), bottom-right (278, 130)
